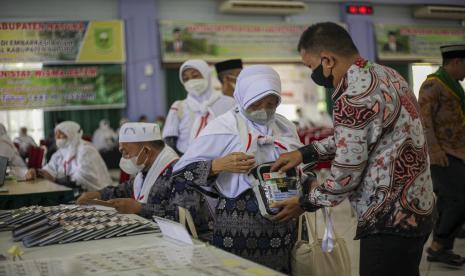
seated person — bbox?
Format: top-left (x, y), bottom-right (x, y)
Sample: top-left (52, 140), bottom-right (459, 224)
top-left (0, 123), bottom-right (34, 180)
top-left (92, 119), bottom-right (117, 152)
top-left (14, 127), bottom-right (38, 159)
top-left (172, 65), bottom-right (304, 273)
top-left (77, 123), bottom-right (210, 234)
top-left (32, 121), bottom-right (112, 193)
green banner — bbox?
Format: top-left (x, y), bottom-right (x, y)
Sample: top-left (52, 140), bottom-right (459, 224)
top-left (0, 64), bottom-right (125, 110)
top-left (0, 21), bottom-right (125, 63)
top-left (160, 21), bottom-right (309, 63)
top-left (375, 24), bottom-right (465, 61)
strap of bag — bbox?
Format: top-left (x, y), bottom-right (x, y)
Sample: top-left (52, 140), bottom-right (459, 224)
top-left (322, 207), bottom-right (336, 253)
top-left (301, 212), bottom-right (319, 245)
top-left (178, 206), bottom-right (198, 239)
top-left (233, 109), bottom-right (250, 152)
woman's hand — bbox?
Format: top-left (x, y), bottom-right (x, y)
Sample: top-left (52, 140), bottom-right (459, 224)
top-left (211, 152), bottom-right (256, 175)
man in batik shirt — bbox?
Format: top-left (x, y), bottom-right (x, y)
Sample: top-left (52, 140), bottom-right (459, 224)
top-left (419, 44), bottom-right (465, 266)
top-left (271, 22), bottom-right (434, 276)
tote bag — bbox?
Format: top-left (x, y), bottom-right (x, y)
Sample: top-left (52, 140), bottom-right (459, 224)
top-left (291, 208), bottom-right (351, 276)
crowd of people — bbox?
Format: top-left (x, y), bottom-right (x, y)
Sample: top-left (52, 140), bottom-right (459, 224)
top-left (1, 22), bottom-right (465, 275)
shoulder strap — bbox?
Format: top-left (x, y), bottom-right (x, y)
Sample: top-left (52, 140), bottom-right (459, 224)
top-left (178, 206), bottom-right (198, 239)
top-left (232, 109), bottom-right (250, 152)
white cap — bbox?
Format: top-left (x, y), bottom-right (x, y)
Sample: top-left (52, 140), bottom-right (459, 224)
top-left (119, 123), bottom-right (161, 143)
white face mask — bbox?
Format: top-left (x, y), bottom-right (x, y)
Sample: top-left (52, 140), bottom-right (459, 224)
top-left (119, 148), bottom-right (146, 175)
top-left (244, 109), bottom-right (276, 125)
top-left (56, 138), bottom-right (67, 148)
top-left (183, 79), bottom-right (208, 96)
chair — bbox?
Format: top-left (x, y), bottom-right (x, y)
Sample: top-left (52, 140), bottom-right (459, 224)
top-left (27, 146), bottom-right (45, 169)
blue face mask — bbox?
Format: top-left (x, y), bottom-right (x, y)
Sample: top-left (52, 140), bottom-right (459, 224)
top-left (311, 58), bottom-right (334, 88)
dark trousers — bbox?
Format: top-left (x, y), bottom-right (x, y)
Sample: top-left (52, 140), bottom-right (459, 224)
top-left (431, 155), bottom-right (465, 250)
top-left (360, 234), bottom-right (428, 276)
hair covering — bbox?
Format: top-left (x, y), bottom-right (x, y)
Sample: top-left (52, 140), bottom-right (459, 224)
top-left (0, 123), bottom-right (6, 136)
top-left (174, 65), bottom-right (302, 198)
top-left (233, 65), bottom-right (282, 111)
top-left (179, 59), bottom-right (213, 103)
top-left (440, 44), bottom-right (465, 59)
top-left (43, 121), bottom-right (112, 191)
top-left (92, 119), bottom-right (117, 151)
top-left (119, 123), bottom-right (161, 143)
top-left (215, 59), bottom-right (243, 75)
top-left (0, 123), bottom-right (28, 179)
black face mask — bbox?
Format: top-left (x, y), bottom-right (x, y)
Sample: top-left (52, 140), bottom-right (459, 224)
top-left (311, 59), bottom-right (334, 88)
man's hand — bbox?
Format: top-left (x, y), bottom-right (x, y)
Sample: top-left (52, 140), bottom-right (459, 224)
top-left (271, 196), bottom-right (304, 222)
top-left (270, 150), bottom-right (303, 173)
top-left (37, 169), bottom-right (55, 182)
top-left (107, 198), bottom-right (142, 214)
top-left (76, 192), bottom-right (102, 205)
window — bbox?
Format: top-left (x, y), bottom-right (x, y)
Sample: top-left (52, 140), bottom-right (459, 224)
top-left (0, 109), bottom-right (44, 143)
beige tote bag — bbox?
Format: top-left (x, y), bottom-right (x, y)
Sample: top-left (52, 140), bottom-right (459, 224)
top-left (291, 209), bottom-right (351, 276)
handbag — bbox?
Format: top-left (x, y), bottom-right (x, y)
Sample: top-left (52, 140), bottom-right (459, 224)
top-left (291, 208), bottom-right (351, 276)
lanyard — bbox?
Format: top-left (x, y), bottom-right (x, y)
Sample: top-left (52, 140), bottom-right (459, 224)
top-left (63, 156), bottom-right (76, 176)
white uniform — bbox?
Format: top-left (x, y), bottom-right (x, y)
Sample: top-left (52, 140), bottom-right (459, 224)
top-left (43, 121), bottom-right (112, 191)
top-left (0, 124), bottom-right (28, 180)
top-left (162, 60), bottom-right (235, 154)
top-left (13, 134), bottom-right (37, 155)
top-left (92, 120), bottom-right (117, 151)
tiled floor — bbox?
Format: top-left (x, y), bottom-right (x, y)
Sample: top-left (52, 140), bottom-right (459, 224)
top-left (318, 199), bottom-right (465, 276)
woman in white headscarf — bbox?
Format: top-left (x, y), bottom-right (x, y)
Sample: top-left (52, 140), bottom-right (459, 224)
top-left (37, 121), bottom-right (112, 193)
top-left (162, 59), bottom-right (235, 155)
top-left (172, 65), bottom-right (303, 273)
top-left (92, 119), bottom-right (117, 151)
top-left (0, 123), bottom-right (34, 180)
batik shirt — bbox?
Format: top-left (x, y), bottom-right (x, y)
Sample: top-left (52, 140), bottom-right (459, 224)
top-left (299, 59), bottom-right (434, 239)
top-left (99, 161), bottom-right (210, 233)
top-left (418, 72), bottom-right (465, 164)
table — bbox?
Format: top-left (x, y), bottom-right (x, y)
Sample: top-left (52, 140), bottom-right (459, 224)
top-left (0, 179), bottom-right (74, 210)
top-left (0, 216), bottom-right (283, 276)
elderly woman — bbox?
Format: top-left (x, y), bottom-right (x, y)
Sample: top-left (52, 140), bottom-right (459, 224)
top-left (172, 65), bottom-right (303, 272)
top-left (0, 123), bottom-right (34, 180)
top-left (33, 121), bottom-right (112, 193)
top-left (162, 59), bottom-right (235, 155)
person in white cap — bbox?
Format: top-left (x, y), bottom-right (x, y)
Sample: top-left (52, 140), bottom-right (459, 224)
top-left (33, 121), bottom-right (112, 194)
top-left (77, 123), bottom-right (210, 231)
top-left (162, 59), bottom-right (235, 155)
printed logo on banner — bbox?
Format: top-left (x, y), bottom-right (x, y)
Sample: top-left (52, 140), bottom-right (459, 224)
top-left (94, 28), bottom-right (113, 51)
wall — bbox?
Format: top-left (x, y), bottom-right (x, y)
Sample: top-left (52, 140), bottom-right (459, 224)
top-left (0, 0), bottom-right (118, 20)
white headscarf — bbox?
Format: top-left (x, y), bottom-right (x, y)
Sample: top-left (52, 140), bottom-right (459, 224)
top-left (55, 121), bottom-right (83, 161)
top-left (179, 59), bottom-right (213, 104)
top-left (0, 123), bottom-right (13, 146)
top-left (179, 59), bottom-right (223, 140)
top-left (174, 65), bottom-right (302, 198)
top-left (43, 121), bottom-right (112, 191)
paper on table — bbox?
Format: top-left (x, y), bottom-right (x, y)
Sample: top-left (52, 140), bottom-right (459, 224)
top-left (0, 260), bottom-right (41, 276)
top-left (153, 216), bottom-right (193, 245)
